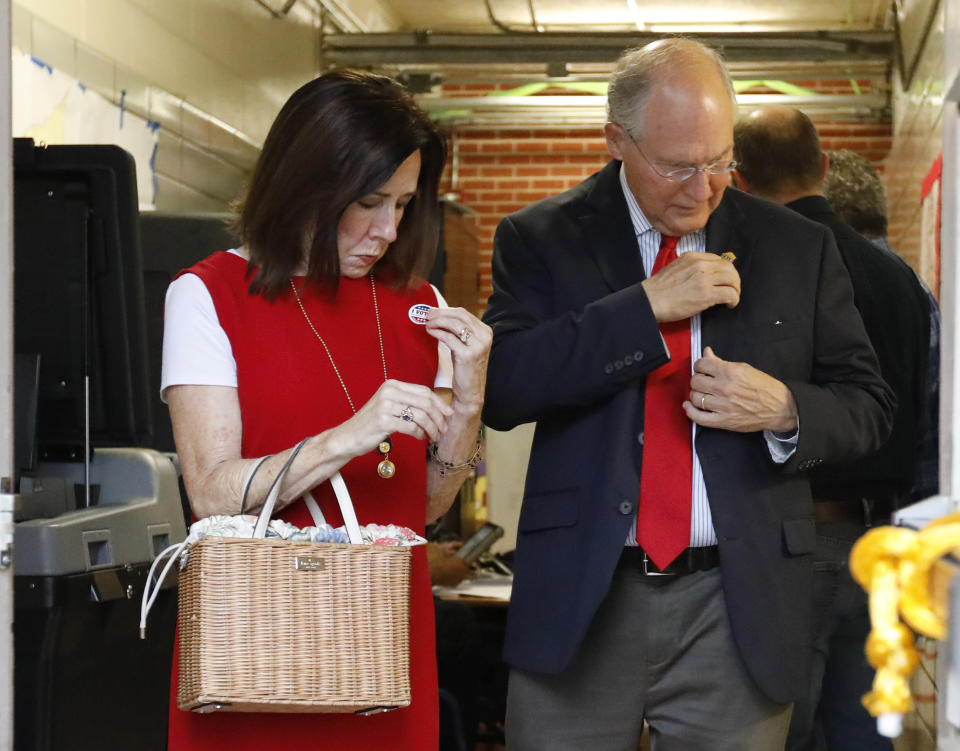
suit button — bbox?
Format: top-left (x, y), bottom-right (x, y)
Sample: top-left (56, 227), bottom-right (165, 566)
top-left (638, 431), bottom-right (644, 445)
top-left (604, 363), bottom-right (614, 374)
top-left (624, 354), bottom-right (633, 365)
top-left (618, 501), bottom-right (633, 515)
top-left (634, 350), bottom-right (644, 361)
top-left (614, 359), bottom-right (624, 370)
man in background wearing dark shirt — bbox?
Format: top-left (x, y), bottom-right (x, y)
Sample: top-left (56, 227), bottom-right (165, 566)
top-left (823, 148), bottom-right (940, 503)
top-left (733, 105), bottom-right (931, 751)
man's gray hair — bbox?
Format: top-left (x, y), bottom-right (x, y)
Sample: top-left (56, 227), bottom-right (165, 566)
top-left (607, 39), bottom-right (737, 139)
top-left (823, 149), bottom-right (888, 238)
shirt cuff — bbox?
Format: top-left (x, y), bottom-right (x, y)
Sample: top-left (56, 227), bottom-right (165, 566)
top-left (764, 420), bottom-right (799, 464)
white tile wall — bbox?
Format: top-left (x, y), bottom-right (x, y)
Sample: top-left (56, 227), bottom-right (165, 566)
top-left (75, 43), bottom-right (114, 100)
top-left (885, 2), bottom-right (946, 290)
top-left (31, 14), bottom-right (74, 76)
top-left (12, 0), bottom-right (326, 213)
top-left (883, 9), bottom-right (946, 749)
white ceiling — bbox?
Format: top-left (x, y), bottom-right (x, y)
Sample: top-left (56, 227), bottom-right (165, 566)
top-left (261, 0), bottom-right (922, 126)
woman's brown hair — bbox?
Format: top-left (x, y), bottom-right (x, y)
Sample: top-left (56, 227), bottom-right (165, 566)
top-left (235, 69), bottom-right (446, 298)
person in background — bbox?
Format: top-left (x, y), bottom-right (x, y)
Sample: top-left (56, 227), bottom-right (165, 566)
top-left (823, 148), bottom-right (940, 503)
top-left (427, 535), bottom-right (482, 751)
top-left (732, 105), bottom-right (931, 751)
top-left (482, 39), bottom-right (894, 751)
top-left (161, 69), bottom-right (492, 750)
top-left (427, 534), bottom-right (474, 589)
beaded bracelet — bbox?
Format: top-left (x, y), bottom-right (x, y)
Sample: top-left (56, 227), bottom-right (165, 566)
top-left (427, 436), bottom-right (483, 476)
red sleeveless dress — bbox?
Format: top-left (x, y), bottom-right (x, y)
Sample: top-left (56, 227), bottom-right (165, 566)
top-left (167, 251), bottom-right (440, 750)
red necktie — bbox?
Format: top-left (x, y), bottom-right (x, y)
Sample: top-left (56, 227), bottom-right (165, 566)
top-left (637, 235), bottom-right (692, 569)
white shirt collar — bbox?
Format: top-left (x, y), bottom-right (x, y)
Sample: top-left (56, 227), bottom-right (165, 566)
top-left (617, 163), bottom-right (706, 249)
top-left (618, 163), bottom-right (652, 237)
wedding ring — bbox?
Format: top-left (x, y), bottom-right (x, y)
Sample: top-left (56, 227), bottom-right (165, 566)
top-left (399, 405), bottom-right (415, 422)
top-left (700, 394), bottom-right (707, 410)
top-left (457, 327), bottom-right (472, 345)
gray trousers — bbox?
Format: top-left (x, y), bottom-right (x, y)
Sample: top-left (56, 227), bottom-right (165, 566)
top-left (506, 566), bottom-right (793, 751)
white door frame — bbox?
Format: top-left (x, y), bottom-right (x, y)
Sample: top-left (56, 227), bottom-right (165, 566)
top-left (0, 1), bottom-right (15, 749)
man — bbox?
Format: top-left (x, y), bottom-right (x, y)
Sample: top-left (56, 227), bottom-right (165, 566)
top-left (732, 105), bottom-right (931, 750)
top-left (481, 40), bottom-right (894, 751)
top-left (821, 149), bottom-right (890, 239)
top-left (823, 148), bottom-right (940, 504)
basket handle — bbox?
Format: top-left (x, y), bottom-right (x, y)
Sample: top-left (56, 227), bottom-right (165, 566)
top-left (252, 438), bottom-right (364, 544)
top-left (242, 455), bottom-right (326, 529)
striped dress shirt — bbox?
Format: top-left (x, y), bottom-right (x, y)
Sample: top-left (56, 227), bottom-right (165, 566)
top-left (618, 166), bottom-right (796, 548)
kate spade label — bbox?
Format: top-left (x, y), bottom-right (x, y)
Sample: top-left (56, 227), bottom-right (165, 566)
top-left (294, 556), bottom-right (326, 571)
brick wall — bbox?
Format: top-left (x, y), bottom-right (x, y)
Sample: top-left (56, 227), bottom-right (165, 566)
top-left (440, 119), bottom-right (893, 313)
top-left (440, 128), bottom-right (610, 311)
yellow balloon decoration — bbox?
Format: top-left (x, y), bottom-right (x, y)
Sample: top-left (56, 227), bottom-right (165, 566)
top-left (850, 513), bottom-right (960, 736)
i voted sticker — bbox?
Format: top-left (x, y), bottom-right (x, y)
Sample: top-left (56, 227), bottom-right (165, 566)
top-left (408, 304), bottom-right (431, 324)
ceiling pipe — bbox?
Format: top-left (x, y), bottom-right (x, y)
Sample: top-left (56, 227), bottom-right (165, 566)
top-left (626, 0), bottom-right (647, 31)
top-left (390, 61), bottom-right (889, 86)
top-left (322, 30), bottom-right (895, 66)
top-left (527, 0), bottom-right (544, 33)
top-left (418, 93), bottom-right (888, 111)
top-left (252, 0), bottom-right (300, 19)
top-left (484, 0), bottom-right (545, 33)
top-left (484, 0), bottom-right (515, 33)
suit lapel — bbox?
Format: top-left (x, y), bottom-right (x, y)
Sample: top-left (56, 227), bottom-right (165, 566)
top-left (701, 191), bottom-right (748, 357)
top-left (579, 161), bottom-right (646, 291)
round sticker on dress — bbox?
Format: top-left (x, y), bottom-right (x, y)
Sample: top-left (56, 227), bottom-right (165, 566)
top-left (408, 304), bottom-right (431, 324)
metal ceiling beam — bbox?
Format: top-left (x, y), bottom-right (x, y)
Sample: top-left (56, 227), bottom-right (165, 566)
top-left (418, 94), bottom-right (888, 110)
top-left (322, 30), bottom-right (895, 66)
top-left (383, 60), bottom-right (891, 88)
top-left (390, 61), bottom-right (891, 78)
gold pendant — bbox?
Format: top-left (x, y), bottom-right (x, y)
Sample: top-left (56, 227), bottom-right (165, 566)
top-left (377, 458), bottom-right (396, 479)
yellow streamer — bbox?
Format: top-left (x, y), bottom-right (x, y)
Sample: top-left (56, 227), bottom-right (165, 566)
top-left (850, 513), bottom-right (960, 732)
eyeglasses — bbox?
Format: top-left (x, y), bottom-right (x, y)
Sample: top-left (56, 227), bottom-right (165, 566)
top-left (622, 126), bottom-right (737, 183)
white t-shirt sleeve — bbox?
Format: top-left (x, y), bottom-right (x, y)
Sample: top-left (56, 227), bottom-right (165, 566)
top-left (431, 284), bottom-right (454, 389)
top-left (160, 273), bottom-right (237, 402)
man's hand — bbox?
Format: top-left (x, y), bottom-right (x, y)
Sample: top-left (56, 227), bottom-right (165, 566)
top-left (684, 347), bottom-right (798, 432)
top-left (641, 252), bottom-right (741, 322)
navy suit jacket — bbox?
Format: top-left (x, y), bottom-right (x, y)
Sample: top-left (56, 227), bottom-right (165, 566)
top-left (481, 160), bottom-right (894, 704)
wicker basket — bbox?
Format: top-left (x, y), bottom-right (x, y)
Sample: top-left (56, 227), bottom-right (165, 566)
top-left (177, 535), bottom-right (411, 713)
top-left (172, 447), bottom-right (413, 714)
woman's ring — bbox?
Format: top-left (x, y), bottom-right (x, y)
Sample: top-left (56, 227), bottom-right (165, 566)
top-left (700, 394), bottom-right (707, 410)
top-left (458, 327), bottom-right (472, 345)
top-left (400, 406), bottom-right (415, 422)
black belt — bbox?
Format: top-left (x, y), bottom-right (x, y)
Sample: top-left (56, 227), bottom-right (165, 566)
top-left (618, 545), bottom-right (720, 576)
top-left (813, 498), bottom-right (895, 527)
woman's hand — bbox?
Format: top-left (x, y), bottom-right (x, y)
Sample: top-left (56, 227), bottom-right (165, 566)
top-left (336, 378), bottom-right (454, 455)
top-left (426, 541), bottom-right (474, 587)
top-left (424, 307), bottom-right (493, 413)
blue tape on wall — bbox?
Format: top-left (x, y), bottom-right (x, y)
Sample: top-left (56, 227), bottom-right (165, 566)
top-left (29, 56), bottom-right (52, 74)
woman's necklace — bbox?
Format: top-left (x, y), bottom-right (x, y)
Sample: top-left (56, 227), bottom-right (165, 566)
top-left (290, 275), bottom-right (396, 479)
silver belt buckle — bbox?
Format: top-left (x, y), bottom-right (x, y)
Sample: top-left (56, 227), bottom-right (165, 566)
top-left (642, 551), bottom-right (675, 576)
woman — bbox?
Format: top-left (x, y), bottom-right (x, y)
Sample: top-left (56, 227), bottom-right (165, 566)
top-left (161, 69), bottom-right (491, 750)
